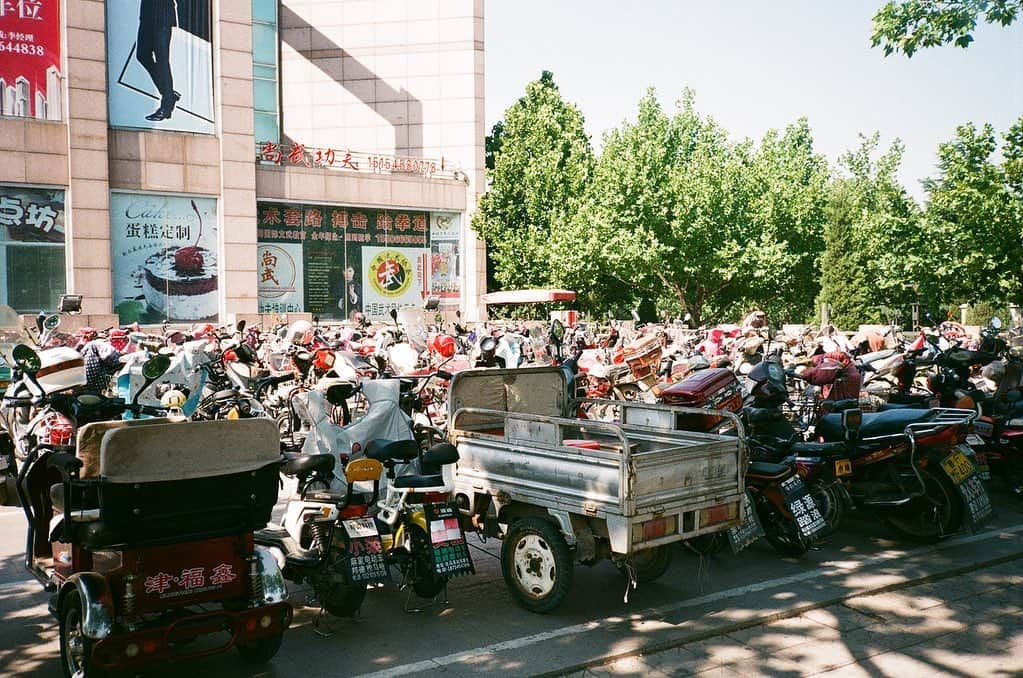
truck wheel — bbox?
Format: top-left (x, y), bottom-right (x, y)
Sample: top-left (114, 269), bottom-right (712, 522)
top-left (236, 632), bottom-right (284, 664)
top-left (59, 594), bottom-right (104, 678)
top-left (501, 518), bottom-right (573, 613)
top-left (620, 545), bottom-right (672, 583)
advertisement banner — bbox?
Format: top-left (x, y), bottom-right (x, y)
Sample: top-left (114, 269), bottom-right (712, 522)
top-left (110, 193), bottom-right (219, 324)
top-left (429, 213), bottom-right (460, 301)
top-left (0, 185), bottom-right (64, 243)
top-left (257, 242), bottom-right (304, 314)
top-left (106, 0), bottom-right (215, 134)
top-left (0, 0), bottom-right (61, 120)
top-left (256, 202), bottom-right (439, 320)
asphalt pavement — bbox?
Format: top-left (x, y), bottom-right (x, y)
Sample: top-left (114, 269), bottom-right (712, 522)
top-left (0, 487), bottom-right (1020, 677)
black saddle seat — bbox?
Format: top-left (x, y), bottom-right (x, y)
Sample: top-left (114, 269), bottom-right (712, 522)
top-left (49, 484), bottom-right (99, 513)
top-left (392, 474), bottom-right (445, 489)
top-left (747, 461), bottom-right (790, 479)
top-left (282, 453), bottom-right (335, 477)
top-left (789, 441), bottom-right (849, 459)
top-left (944, 349), bottom-right (996, 367)
top-left (365, 438), bottom-right (419, 462)
top-left (254, 525), bottom-right (319, 567)
top-left (817, 408), bottom-right (932, 442)
top-left (306, 488), bottom-right (374, 506)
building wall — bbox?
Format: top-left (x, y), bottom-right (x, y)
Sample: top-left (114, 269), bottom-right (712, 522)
top-left (0, 0), bottom-right (485, 322)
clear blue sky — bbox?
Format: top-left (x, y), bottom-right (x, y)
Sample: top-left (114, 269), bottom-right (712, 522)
top-left (484, 1), bottom-right (1023, 201)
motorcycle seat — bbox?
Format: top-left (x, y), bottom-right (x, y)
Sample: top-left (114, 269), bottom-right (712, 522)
top-left (254, 525), bottom-right (319, 567)
top-left (747, 461), bottom-right (790, 479)
top-left (945, 349), bottom-right (996, 367)
top-left (49, 484), bottom-right (99, 514)
top-left (392, 474), bottom-right (445, 489)
top-left (306, 488), bottom-right (375, 506)
top-left (817, 408), bottom-right (932, 442)
top-left (858, 349), bottom-right (897, 366)
top-left (282, 453), bottom-right (335, 478)
top-left (789, 441), bottom-right (848, 459)
top-left (365, 438), bottom-right (419, 462)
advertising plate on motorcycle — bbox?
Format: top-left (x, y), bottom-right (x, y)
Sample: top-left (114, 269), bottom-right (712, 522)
top-left (965, 434), bottom-right (985, 447)
top-left (726, 490), bottom-right (766, 554)
top-left (779, 475), bottom-right (827, 540)
top-left (341, 518), bottom-right (388, 584)
top-left (834, 459), bottom-right (852, 476)
top-left (424, 502), bottom-right (474, 577)
top-left (941, 449), bottom-right (993, 532)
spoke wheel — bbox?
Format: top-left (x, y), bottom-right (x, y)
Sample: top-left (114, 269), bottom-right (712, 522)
top-left (59, 594), bottom-right (100, 678)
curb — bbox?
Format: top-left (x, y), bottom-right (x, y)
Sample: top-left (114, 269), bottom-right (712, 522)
top-left (538, 547), bottom-right (1023, 677)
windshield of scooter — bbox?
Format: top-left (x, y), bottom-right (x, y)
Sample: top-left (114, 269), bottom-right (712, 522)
top-left (0, 304), bottom-right (31, 376)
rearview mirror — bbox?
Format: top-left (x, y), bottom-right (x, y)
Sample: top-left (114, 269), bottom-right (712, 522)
top-left (551, 319), bottom-right (565, 343)
top-left (389, 309), bottom-right (398, 321)
top-left (42, 314), bottom-right (61, 332)
top-left (11, 344), bottom-right (41, 373)
top-left (236, 319), bottom-right (247, 332)
top-left (142, 354), bottom-right (171, 380)
top-left (990, 317), bottom-right (1002, 330)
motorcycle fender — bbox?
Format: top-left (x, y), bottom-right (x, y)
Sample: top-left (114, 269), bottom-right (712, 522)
top-left (253, 545), bottom-right (289, 604)
top-left (1001, 429), bottom-right (1023, 439)
top-left (408, 509), bottom-right (429, 536)
top-left (59, 574), bottom-right (115, 639)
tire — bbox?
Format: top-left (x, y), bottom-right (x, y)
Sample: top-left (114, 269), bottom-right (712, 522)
top-left (620, 546), bottom-right (672, 583)
top-left (808, 480), bottom-right (847, 537)
top-left (236, 632), bottom-right (284, 665)
top-left (317, 547), bottom-right (368, 617)
top-left (501, 518), bottom-right (574, 613)
top-left (757, 496), bottom-right (809, 558)
top-left (886, 466), bottom-right (963, 542)
top-left (614, 384), bottom-right (642, 401)
top-left (408, 525), bottom-right (448, 599)
top-left (59, 594), bottom-right (104, 678)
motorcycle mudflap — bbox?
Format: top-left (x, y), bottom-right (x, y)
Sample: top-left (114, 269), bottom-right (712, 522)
top-left (778, 475), bottom-right (827, 540)
top-left (339, 518), bottom-right (388, 584)
top-left (940, 447), bottom-right (993, 532)
top-left (422, 502), bottom-right (474, 577)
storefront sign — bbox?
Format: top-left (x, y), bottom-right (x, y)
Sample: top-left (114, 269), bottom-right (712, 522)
top-left (0, 185), bottom-right (65, 312)
top-left (430, 213), bottom-right (461, 300)
top-left (257, 141), bottom-right (459, 181)
top-left (111, 193), bottom-right (219, 323)
top-left (257, 202), bottom-right (456, 320)
top-left (0, 0), bottom-right (61, 120)
top-left (107, 0), bottom-right (215, 134)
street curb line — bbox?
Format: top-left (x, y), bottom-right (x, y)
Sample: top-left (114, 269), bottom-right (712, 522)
top-left (538, 548), bottom-right (1023, 677)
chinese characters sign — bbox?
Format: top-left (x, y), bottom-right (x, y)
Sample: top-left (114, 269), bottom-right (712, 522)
top-left (0, 0), bottom-right (60, 120)
top-left (341, 517), bottom-right (388, 584)
top-left (144, 562), bottom-right (237, 599)
top-left (424, 502), bottom-right (474, 577)
top-left (111, 193), bottom-right (219, 324)
top-left (107, 0), bottom-right (215, 134)
top-left (0, 185), bottom-right (64, 312)
top-left (257, 141), bottom-right (458, 181)
top-left (0, 185), bottom-right (63, 243)
top-left (257, 202), bottom-right (448, 320)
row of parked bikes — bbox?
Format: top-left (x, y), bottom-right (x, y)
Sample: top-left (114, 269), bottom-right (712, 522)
top-left (0, 298), bottom-right (1016, 676)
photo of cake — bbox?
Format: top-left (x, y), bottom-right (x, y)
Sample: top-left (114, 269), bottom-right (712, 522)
top-left (141, 245), bottom-right (218, 321)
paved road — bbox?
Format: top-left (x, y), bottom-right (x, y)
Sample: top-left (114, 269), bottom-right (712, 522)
top-left (0, 488), bottom-right (1020, 677)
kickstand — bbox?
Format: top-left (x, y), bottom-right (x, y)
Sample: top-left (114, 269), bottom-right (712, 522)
top-left (622, 562), bottom-right (637, 604)
top-left (312, 608), bottom-right (337, 637)
top-left (403, 582), bottom-right (449, 613)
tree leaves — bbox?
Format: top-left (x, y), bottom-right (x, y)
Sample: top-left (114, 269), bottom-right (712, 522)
top-left (871, 0), bottom-right (1021, 57)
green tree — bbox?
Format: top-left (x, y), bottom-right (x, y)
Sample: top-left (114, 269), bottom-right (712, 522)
top-left (472, 71), bottom-right (593, 292)
top-left (816, 134), bottom-right (923, 327)
top-left (872, 0), bottom-right (1021, 56)
top-left (923, 117), bottom-right (1023, 305)
top-left (558, 90), bottom-right (829, 326)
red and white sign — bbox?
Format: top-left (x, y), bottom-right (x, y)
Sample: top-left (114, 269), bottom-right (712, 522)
top-left (0, 0), bottom-right (61, 120)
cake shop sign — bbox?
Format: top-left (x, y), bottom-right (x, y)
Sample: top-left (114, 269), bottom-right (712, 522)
top-left (256, 141), bottom-right (461, 181)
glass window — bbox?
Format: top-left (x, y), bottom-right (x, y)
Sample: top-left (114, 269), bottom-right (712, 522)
top-left (5, 245), bottom-right (66, 312)
top-left (252, 0), bottom-right (279, 147)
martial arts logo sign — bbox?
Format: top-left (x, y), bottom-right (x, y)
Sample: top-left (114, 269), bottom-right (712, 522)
top-left (106, 0), bottom-right (215, 134)
top-left (369, 250), bottom-right (412, 298)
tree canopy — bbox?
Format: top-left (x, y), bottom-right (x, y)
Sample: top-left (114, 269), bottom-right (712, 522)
top-left (872, 0), bottom-right (1022, 56)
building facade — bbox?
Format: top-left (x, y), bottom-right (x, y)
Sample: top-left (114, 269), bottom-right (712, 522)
top-left (0, 0), bottom-right (486, 326)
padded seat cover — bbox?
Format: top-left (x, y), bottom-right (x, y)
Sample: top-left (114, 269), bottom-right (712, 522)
top-left (790, 441), bottom-right (849, 459)
top-left (365, 438), bottom-right (419, 462)
top-left (817, 408), bottom-right (931, 442)
top-left (392, 474), bottom-right (444, 489)
top-left (282, 453), bottom-right (335, 477)
top-left (747, 461), bottom-right (790, 478)
top-left (100, 418), bottom-right (279, 483)
top-left (75, 417), bottom-right (175, 479)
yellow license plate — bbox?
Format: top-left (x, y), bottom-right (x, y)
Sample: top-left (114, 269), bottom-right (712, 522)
top-left (834, 459), bottom-right (852, 476)
top-left (941, 451), bottom-right (974, 485)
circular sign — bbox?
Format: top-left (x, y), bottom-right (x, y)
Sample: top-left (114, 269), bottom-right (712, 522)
top-left (369, 250), bottom-right (412, 298)
top-left (257, 245), bottom-right (297, 299)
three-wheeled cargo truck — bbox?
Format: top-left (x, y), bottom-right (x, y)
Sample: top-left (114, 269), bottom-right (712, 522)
top-left (447, 367), bottom-right (746, 612)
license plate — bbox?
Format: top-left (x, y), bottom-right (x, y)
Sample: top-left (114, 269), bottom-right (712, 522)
top-left (928, 398), bottom-right (941, 409)
top-left (941, 450), bottom-right (976, 485)
top-left (973, 420), bottom-right (994, 436)
top-left (342, 517), bottom-right (379, 539)
top-left (966, 434), bottom-right (984, 446)
top-left (834, 459), bottom-right (852, 476)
